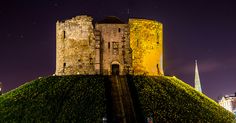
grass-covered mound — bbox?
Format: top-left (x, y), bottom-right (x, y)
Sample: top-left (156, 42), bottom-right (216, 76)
top-left (0, 75), bottom-right (106, 122)
top-left (0, 75), bottom-right (234, 122)
top-left (131, 76), bottom-right (235, 123)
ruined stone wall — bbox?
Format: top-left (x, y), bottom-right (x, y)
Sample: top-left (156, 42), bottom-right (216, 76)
top-left (55, 16), bottom-right (96, 75)
top-left (95, 24), bottom-right (132, 75)
top-left (55, 15), bottom-right (164, 76)
top-left (129, 19), bottom-right (164, 75)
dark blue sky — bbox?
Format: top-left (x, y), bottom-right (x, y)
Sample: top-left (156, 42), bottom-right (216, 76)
top-left (0, 0), bottom-right (236, 100)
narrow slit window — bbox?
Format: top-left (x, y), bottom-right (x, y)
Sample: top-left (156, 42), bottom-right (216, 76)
top-left (63, 63), bottom-right (66, 67)
top-left (89, 54), bottom-right (93, 65)
top-left (122, 50), bottom-right (125, 55)
top-left (118, 28), bottom-right (121, 32)
top-left (108, 42), bottom-right (110, 49)
top-left (63, 31), bottom-right (66, 39)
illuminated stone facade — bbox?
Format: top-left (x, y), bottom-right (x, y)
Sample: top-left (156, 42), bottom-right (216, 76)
top-left (95, 20), bottom-right (132, 75)
top-left (55, 15), bottom-right (164, 76)
top-left (219, 94), bottom-right (236, 116)
top-left (56, 16), bottom-right (96, 75)
top-left (129, 19), bottom-right (164, 75)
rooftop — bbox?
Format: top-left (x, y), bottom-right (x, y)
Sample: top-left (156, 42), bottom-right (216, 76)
top-left (97, 16), bottom-right (125, 24)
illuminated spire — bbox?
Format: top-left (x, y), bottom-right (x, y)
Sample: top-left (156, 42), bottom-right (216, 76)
top-left (195, 60), bottom-right (202, 93)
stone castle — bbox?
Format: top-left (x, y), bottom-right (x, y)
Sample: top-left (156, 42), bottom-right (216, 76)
top-left (55, 15), bottom-right (164, 76)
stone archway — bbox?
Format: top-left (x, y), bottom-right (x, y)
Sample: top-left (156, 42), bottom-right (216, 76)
top-left (111, 61), bottom-right (120, 75)
top-left (112, 64), bottom-right (120, 75)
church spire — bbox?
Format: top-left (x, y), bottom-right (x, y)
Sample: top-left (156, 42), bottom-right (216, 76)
top-left (195, 60), bottom-right (202, 93)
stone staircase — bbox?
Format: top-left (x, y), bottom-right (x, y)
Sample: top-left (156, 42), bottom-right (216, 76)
top-left (110, 75), bottom-right (137, 123)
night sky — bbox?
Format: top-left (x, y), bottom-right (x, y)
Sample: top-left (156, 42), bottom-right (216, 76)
top-left (0, 0), bottom-right (236, 100)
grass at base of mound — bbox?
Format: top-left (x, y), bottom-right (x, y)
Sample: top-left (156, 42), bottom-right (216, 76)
top-left (132, 76), bottom-right (235, 123)
top-left (0, 75), bottom-right (106, 123)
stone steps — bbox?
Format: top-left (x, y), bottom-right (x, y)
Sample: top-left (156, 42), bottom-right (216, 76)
top-left (110, 76), bottom-right (137, 123)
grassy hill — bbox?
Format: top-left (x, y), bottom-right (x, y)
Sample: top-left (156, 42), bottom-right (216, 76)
top-left (0, 75), bottom-right (235, 122)
top-left (130, 76), bottom-right (235, 122)
top-left (0, 75), bottom-right (107, 122)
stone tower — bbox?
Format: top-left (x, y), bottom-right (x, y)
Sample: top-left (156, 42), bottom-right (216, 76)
top-left (95, 16), bottom-right (132, 75)
top-left (55, 16), bottom-right (96, 75)
top-left (55, 15), bottom-right (164, 76)
top-left (129, 19), bottom-right (164, 75)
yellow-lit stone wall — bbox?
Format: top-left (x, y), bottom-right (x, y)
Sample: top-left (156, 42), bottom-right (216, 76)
top-left (129, 19), bottom-right (164, 75)
top-left (55, 16), bottom-right (96, 75)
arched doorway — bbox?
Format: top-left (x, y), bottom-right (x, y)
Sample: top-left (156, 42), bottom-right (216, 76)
top-left (112, 64), bottom-right (120, 75)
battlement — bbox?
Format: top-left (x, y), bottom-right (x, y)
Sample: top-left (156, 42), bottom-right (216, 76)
top-left (58, 15), bottom-right (92, 23)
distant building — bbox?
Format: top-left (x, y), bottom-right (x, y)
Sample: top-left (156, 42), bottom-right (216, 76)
top-left (55, 15), bottom-right (164, 76)
top-left (0, 82), bottom-right (2, 95)
top-left (218, 93), bottom-right (236, 115)
top-left (194, 60), bottom-right (202, 93)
